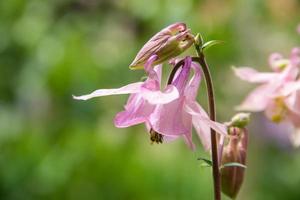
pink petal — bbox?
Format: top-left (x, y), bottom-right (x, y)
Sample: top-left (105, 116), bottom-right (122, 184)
top-left (290, 47), bottom-right (300, 67)
top-left (218, 135), bottom-right (226, 163)
top-left (285, 90), bottom-right (300, 115)
top-left (236, 84), bottom-right (276, 111)
top-left (172, 57), bottom-right (192, 92)
top-left (149, 98), bottom-right (190, 136)
top-left (185, 62), bottom-right (201, 100)
top-left (279, 64), bottom-right (299, 81)
top-left (184, 103), bottom-right (211, 151)
top-left (114, 94), bottom-right (155, 128)
top-left (73, 82), bottom-right (144, 100)
top-left (141, 85), bottom-right (179, 104)
top-left (287, 110), bottom-right (300, 127)
top-left (185, 101), bottom-right (227, 135)
top-left (153, 65), bottom-right (162, 84)
top-left (145, 122), bottom-right (182, 144)
top-left (183, 132), bottom-right (196, 150)
top-left (144, 55), bottom-right (158, 75)
top-left (280, 81), bottom-right (300, 96)
top-left (233, 67), bottom-right (277, 83)
top-left (184, 101), bottom-right (227, 151)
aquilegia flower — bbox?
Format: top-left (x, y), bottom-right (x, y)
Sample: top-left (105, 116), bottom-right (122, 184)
top-left (74, 55), bottom-right (227, 150)
top-left (129, 22), bottom-right (195, 70)
top-left (149, 56), bottom-right (227, 150)
top-left (234, 48), bottom-right (300, 146)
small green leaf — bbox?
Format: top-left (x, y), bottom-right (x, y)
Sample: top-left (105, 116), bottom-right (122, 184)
top-left (220, 162), bottom-right (247, 170)
top-left (197, 157), bottom-right (213, 167)
top-left (200, 163), bottom-right (212, 168)
top-left (202, 40), bottom-right (224, 51)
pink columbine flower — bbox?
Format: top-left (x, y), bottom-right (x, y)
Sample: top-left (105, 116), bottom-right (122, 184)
top-left (234, 48), bottom-right (300, 146)
top-left (74, 55), bottom-right (227, 150)
top-left (129, 22), bottom-right (194, 70)
top-left (148, 56), bottom-right (227, 150)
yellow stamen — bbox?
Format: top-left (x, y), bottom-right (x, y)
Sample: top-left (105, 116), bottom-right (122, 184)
top-left (270, 97), bottom-right (287, 123)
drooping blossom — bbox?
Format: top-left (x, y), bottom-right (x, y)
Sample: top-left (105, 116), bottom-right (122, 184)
top-left (129, 22), bottom-right (194, 70)
top-left (234, 48), bottom-right (300, 146)
top-left (74, 55), bottom-right (227, 150)
top-left (148, 56), bottom-right (227, 150)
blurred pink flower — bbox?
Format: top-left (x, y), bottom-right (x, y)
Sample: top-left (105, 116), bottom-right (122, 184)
top-left (234, 48), bottom-right (300, 146)
top-left (74, 55), bottom-right (227, 150)
top-left (297, 24), bottom-right (300, 34)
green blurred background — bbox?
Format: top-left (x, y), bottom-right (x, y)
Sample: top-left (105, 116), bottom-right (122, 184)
top-left (0, 0), bottom-right (300, 199)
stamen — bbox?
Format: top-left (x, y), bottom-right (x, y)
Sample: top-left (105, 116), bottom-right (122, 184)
top-left (149, 128), bottom-right (163, 144)
top-left (271, 97), bottom-right (287, 123)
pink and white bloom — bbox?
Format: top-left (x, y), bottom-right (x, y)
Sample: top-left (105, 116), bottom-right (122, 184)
top-left (234, 48), bottom-right (300, 146)
top-left (74, 55), bottom-right (227, 150)
top-left (149, 57), bottom-right (227, 150)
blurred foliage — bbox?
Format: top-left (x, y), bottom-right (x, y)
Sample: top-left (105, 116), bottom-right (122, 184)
top-left (0, 0), bottom-right (300, 199)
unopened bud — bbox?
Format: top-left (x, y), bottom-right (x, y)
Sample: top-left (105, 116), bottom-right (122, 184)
top-left (221, 127), bottom-right (248, 199)
top-left (194, 33), bottom-right (203, 47)
top-left (129, 22), bottom-right (194, 70)
top-left (229, 112), bottom-right (250, 128)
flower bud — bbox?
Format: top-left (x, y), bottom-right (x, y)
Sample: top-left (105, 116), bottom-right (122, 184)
top-left (221, 127), bottom-right (248, 199)
top-left (129, 22), bottom-right (194, 70)
top-left (194, 33), bottom-right (203, 47)
top-left (229, 112), bottom-right (250, 128)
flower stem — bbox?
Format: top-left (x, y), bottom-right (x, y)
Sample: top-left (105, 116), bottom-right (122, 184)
top-left (194, 47), bottom-right (221, 200)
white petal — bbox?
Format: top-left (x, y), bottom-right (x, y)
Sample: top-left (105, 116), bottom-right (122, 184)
top-left (73, 82), bottom-right (143, 100)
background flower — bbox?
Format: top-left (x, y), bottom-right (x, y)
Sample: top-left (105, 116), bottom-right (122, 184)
top-left (234, 49), bottom-right (300, 147)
